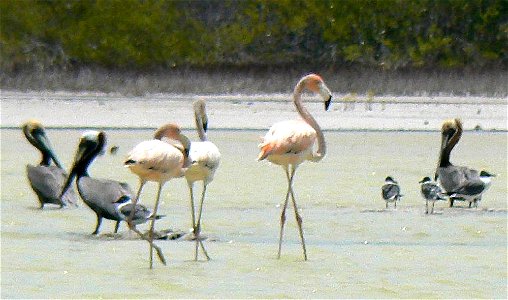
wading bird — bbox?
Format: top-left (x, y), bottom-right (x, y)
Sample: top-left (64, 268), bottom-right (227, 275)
top-left (60, 131), bottom-right (160, 234)
top-left (257, 74), bottom-right (332, 261)
top-left (435, 119), bottom-right (488, 207)
top-left (22, 120), bottom-right (78, 208)
top-left (448, 170), bottom-right (496, 208)
top-left (419, 176), bottom-right (447, 214)
top-left (125, 123), bottom-right (190, 268)
top-left (184, 100), bottom-right (221, 261)
top-left (381, 176), bottom-right (403, 208)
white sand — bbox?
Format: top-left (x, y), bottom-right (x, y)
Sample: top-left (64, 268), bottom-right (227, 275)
top-left (1, 90), bottom-right (506, 130)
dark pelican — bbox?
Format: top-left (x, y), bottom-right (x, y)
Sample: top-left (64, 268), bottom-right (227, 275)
top-left (448, 170), bottom-right (496, 208)
top-left (22, 120), bottom-right (78, 208)
top-left (419, 176), bottom-right (447, 214)
top-left (60, 130), bottom-right (161, 234)
top-left (435, 119), bottom-right (485, 207)
top-left (381, 176), bottom-right (402, 208)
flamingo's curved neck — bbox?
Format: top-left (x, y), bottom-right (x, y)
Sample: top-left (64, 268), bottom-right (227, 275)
top-left (294, 82), bottom-right (326, 161)
top-left (194, 111), bottom-right (207, 141)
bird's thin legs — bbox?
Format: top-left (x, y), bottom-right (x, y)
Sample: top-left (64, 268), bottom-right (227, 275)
top-left (127, 180), bottom-right (146, 229)
top-left (431, 202), bottom-right (435, 214)
top-left (277, 166), bottom-right (292, 259)
top-left (188, 183), bottom-right (198, 260)
top-left (123, 179), bottom-right (165, 267)
top-left (195, 182), bottom-right (210, 261)
top-left (114, 221), bottom-right (120, 233)
top-left (92, 215), bottom-right (102, 235)
top-left (425, 200), bottom-right (429, 214)
top-left (385, 202), bottom-right (388, 209)
top-left (287, 166), bottom-right (307, 261)
top-left (148, 183), bottom-right (165, 269)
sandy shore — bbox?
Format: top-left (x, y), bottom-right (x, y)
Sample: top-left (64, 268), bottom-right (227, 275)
top-left (1, 90), bottom-right (506, 130)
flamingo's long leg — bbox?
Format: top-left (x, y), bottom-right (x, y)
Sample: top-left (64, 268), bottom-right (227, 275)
top-left (148, 183), bottom-right (165, 269)
top-left (188, 183), bottom-right (199, 260)
top-left (277, 166), bottom-right (292, 259)
top-left (195, 182), bottom-right (210, 260)
top-left (287, 165), bottom-right (307, 261)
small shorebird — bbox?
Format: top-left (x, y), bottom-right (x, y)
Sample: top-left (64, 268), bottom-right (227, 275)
top-left (60, 131), bottom-right (160, 234)
top-left (184, 100), bottom-right (221, 261)
top-left (257, 74), bottom-right (332, 261)
top-left (22, 120), bottom-right (78, 208)
top-left (419, 176), bottom-right (447, 214)
top-left (381, 176), bottom-right (402, 208)
top-left (448, 170), bottom-right (496, 208)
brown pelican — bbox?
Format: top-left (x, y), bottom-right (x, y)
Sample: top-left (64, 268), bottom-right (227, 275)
top-left (419, 177), bottom-right (447, 214)
top-left (381, 176), bottom-right (403, 208)
top-left (184, 100), bottom-right (221, 261)
top-left (124, 123), bottom-right (190, 268)
top-left (435, 118), bottom-right (485, 207)
top-left (60, 130), bottom-right (161, 234)
top-left (257, 74), bottom-right (332, 261)
top-left (22, 120), bottom-right (78, 208)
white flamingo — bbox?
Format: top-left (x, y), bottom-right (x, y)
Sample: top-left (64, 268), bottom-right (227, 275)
top-left (185, 100), bottom-right (221, 261)
top-left (124, 123), bottom-right (190, 268)
top-left (257, 74), bottom-right (332, 260)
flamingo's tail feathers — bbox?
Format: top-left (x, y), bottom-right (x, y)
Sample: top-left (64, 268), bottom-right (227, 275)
top-left (257, 142), bottom-right (273, 161)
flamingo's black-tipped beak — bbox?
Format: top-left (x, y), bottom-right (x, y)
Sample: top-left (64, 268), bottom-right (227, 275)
top-left (325, 95), bottom-right (332, 111)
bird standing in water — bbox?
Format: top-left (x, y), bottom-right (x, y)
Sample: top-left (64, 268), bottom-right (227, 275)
top-left (419, 176), bottom-right (447, 214)
top-left (60, 131), bottom-right (161, 235)
top-left (381, 176), bottom-right (402, 209)
top-left (22, 120), bottom-right (78, 208)
top-left (448, 170), bottom-right (496, 208)
top-left (257, 74), bottom-right (332, 261)
top-left (184, 100), bottom-right (221, 261)
top-left (125, 123), bottom-right (191, 268)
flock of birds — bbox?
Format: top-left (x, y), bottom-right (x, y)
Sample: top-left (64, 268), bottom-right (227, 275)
top-left (22, 74), bottom-right (496, 268)
top-left (381, 117), bottom-right (496, 214)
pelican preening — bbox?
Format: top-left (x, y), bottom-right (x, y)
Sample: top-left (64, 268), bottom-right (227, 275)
top-left (381, 176), bottom-right (402, 208)
top-left (60, 131), bottom-right (159, 234)
top-left (124, 123), bottom-right (190, 268)
top-left (435, 119), bottom-right (494, 207)
top-left (419, 177), bottom-right (447, 214)
top-left (22, 120), bottom-right (78, 208)
top-left (257, 74), bottom-right (332, 261)
top-left (185, 100), bottom-right (221, 261)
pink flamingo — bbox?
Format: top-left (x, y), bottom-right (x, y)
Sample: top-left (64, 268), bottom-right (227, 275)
top-left (185, 100), bottom-right (221, 261)
top-left (257, 74), bottom-right (332, 261)
top-left (124, 123), bottom-right (190, 268)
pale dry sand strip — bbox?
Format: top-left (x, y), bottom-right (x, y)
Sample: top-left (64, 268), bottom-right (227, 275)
top-left (1, 90), bottom-right (506, 131)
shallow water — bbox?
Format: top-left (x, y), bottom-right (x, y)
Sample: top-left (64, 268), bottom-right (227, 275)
top-left (1, 129), bottom-right (507, 298)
